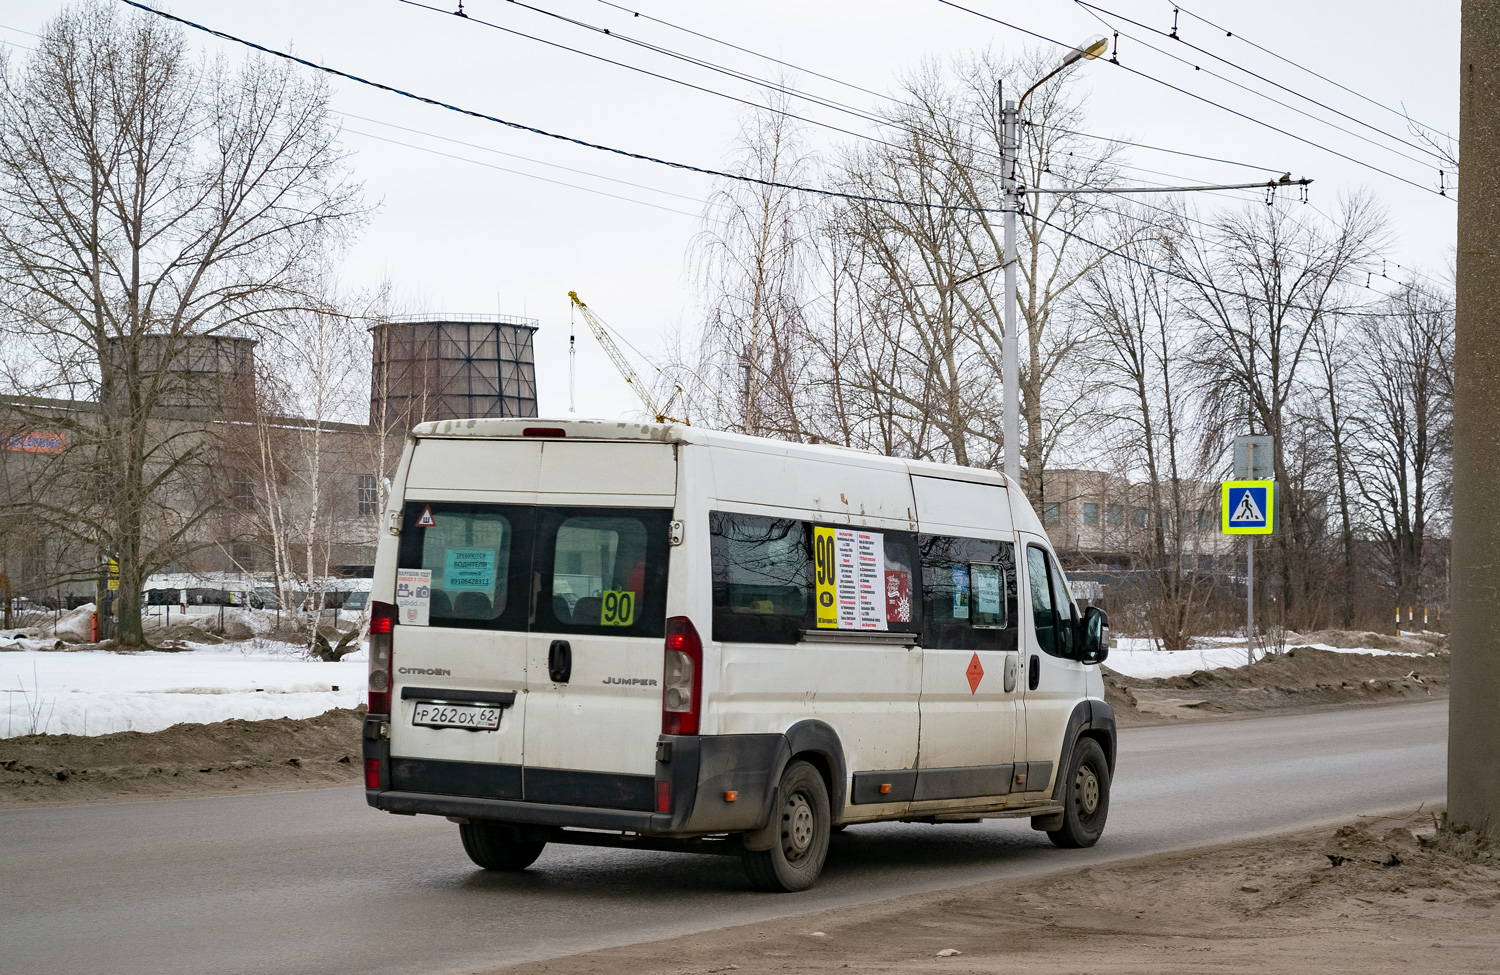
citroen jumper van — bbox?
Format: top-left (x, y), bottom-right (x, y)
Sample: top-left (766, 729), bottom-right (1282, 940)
top-left (363, 419), bottom-right (1114, 892)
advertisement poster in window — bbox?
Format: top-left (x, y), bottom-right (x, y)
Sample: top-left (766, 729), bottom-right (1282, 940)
top-left (811, 525), bottom-right (910, 631)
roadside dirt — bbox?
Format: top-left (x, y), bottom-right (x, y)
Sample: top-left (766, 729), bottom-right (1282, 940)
top-left (483, 811), bottom-right (1499, 975)
top-left (1104, 646), bottom-right (1448, 727)
top-left (0, 707), bottom-right (364, 807)
top-left (0, 637), bottom-right (1447, 806)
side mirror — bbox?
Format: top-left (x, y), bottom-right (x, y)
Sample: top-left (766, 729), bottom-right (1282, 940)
top-left (1077, 606), bottom-right (1108, 665)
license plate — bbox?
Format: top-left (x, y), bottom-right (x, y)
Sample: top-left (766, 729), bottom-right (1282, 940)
top-left (410, 701), bottom-right (502, 731)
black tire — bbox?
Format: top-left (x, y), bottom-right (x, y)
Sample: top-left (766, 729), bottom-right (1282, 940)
top-left (459, 821), bottom-right (547, 871)
top-left (1047, 737), bottom-right (1110, 849)
top-left (741, 760), bottom-right (831, 892)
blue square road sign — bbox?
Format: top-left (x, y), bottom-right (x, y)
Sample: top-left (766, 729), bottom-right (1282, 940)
top-left (1221, 480), bottom-right (1273, 534)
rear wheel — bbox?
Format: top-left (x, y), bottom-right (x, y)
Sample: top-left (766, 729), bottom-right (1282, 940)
top-left (741, 760), bottom-right (831, 892)
top-left (459, 821), bottom-right (547, 871)
top-left (1047, 737), bottom-right (1110, 849)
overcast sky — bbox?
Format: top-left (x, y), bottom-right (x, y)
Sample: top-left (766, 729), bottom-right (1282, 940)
top-left (0, 0), bottom-right (1459, 423)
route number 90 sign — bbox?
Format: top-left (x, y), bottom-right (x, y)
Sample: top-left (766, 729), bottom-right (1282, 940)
top-left (599, 590), bottom-right (636, 626)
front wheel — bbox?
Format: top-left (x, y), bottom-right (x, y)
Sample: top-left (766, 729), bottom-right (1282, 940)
top-left (1047, 737), bottom-right (1110, 849)
top-left (741, 760), bottom-right (831, 892)
top-left (459, 821), bottom-right (547, 871)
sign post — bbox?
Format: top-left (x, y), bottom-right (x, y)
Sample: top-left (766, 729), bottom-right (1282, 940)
top-left (1225, 436), bottom-right (1275, 663)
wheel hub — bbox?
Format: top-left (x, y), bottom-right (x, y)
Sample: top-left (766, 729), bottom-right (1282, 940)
top-left (1076, 767), bottom-right (1100, 815)
top-left (783, 793), bottom-right (815, 860)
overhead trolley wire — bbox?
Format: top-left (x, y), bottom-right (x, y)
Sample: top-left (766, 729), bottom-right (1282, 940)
top-left (119, 1), bottom-right (1418, 318)
top-left (341, 127), bottom-right (706, 218)
top-left (592, 0), bottom-right (1287, 178)
top-left (337, 110), bottom-right (719, 207)
top-left (117, 0), bottom-right (1026, 217)
top-left (391, 0), bottom-right (913, 156)
top-left (1074, 1), bottom-right (1450, 167)
top-left (411, 0), bottom-right (1275, 195)
top-left (1174, 3), bottom-right (1454, 142)
top-left (934, 0), bottom-right (1450, 199)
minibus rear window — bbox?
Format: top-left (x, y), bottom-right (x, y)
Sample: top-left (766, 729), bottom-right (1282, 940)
top-left (397, 502), bottom-right (529, 631)
top-left (534, 507), bottom-right (671, 638)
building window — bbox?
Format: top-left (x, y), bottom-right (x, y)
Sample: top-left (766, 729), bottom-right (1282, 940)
top-left (228, 468), bottom-right (254, 507)
top-left (1082, 502), bottom-right (1100, 525)
top-left (1197, 509), bottom-right (1214, 531)
top-left (1041, 502), bottom-right (1061, 525)
top-left (357, 475), bottom-right (379, 516)
top-left (1107, 504), bottom-right (1124, 527)
top-left (1131, 507), bottom-right (1148, 528)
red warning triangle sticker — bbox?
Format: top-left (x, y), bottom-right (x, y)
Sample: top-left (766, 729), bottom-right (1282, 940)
top-left (416, 505), bottom-right (436, 527)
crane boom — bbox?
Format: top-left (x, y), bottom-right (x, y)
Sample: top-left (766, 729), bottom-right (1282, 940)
top-left (567, 291), bottom-right (686, 424)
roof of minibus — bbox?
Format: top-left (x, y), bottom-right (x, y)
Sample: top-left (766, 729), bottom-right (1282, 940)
top-left (410, 417), bottom-right (1017, 491)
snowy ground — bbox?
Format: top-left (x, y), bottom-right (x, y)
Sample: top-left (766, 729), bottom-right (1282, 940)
top-left (1105, 636), bottom-right (1414, 679)
top-left (0, 630), bottom-right (1433, 738)
top-left (0, 641), bottom-right (367, 738)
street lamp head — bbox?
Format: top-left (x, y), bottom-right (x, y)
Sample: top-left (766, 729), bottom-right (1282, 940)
top-left (1061, 36), bottom-right (1110, 67)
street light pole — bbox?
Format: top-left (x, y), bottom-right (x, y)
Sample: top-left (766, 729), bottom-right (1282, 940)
top-left (1001, 95), bottom-right (1021, 488)
top-left (999, 36), bottom-right (1108, 490)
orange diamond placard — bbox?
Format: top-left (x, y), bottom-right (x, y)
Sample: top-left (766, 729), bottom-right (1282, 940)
top-left (966, 653), bottom-right (984, 694)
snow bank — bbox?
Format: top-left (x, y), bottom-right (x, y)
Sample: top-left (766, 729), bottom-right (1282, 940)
top-left (1106, 636), bottom-right (1416, 679)
top-left (0, 641), bottom-right (366, 738)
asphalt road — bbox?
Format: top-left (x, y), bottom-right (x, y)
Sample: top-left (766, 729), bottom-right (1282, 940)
top-left (1, 701), bottom-right (1447, 975)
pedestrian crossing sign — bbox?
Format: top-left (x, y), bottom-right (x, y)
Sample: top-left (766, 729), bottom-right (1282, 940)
top-left (1221, 481), bottom-right (1274, 534)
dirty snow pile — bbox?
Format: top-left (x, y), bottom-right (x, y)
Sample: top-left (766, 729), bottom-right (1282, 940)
top-left (1106, 635), bottom-right (1423, 679)
top-left (0, 642), bottom-right (366, 738)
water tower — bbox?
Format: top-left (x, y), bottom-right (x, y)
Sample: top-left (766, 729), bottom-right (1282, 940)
top-left (369, 314), bottom-right (539, 430)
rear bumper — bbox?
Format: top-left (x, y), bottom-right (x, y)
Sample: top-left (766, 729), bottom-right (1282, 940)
top-left (364, 717), bottom-right (787, 837)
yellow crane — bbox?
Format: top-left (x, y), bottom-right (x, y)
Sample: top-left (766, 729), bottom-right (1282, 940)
top-left (568, 290), bottom-right (687, 424)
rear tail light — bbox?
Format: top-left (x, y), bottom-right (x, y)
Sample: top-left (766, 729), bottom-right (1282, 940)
top-left (656, 780), bottom-right (672, 813)
top-left (368, 600), bottom-right (395, 715)
top-left (365, 758), bottom-right (382, 790)
top-left (661, 616), bottom-right (703, 736)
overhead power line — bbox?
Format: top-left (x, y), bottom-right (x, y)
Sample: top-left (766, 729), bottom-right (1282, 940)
top-left (933, 0), bottom-right (1451, 199)
top-left (342, 127), bottom-right (705, 218)
top-left (405, 0), bottom-right (1278, 194)
top-left (119, 0), bottom-right (1021, 217)
top-left (117, 1), bottom-right (1429, 318)
top-left (1174, 3), bottom-right (1453, 141)
top-left (1075, 1), bottom-right (1449, 167)
top-left (594, 0), bottom-right (1287, 177)
top-left (392, 0), bottom-right (912, 156)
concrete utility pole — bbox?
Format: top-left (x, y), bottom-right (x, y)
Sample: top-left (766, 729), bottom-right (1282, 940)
top-left (1450, 0), bottom-right (1500, 834)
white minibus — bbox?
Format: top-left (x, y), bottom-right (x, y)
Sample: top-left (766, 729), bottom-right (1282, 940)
top-left (363, 419), bottom-right (1114, 891)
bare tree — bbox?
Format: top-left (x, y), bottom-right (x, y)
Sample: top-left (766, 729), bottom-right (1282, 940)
top-left (829, 50), bottom-right (1119, 480)
top-left (1176, 194), bottom-right (1387, 629)
top-left (1079, 208), bottom-right (1215, 648)
top-left (0, 2), bottom-right (364, 646)
top-left (1348, 280), bottom-right (1454, 617)
top-left (688, 92), bottom-right (819, 438)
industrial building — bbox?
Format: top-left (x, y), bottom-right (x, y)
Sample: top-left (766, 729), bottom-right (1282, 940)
top-left (0, 314), bottom-right (540, 606)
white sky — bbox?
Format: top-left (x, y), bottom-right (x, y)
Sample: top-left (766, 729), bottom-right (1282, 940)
top-left (0, 0), bottom-right (1459, 424)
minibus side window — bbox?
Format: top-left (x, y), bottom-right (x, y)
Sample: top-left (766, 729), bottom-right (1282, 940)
top-left (397, 502), bottom-right (529, 631)
top-left (919, 534), bottom-right (1018, 652)
top-left (710, 512), bottom-right (810, 644)
top-left (1027, 544), bottom-right (1078, 658)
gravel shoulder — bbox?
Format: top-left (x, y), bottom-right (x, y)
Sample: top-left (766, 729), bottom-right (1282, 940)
top-left (479, 811), bottom-right (1497, 975)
